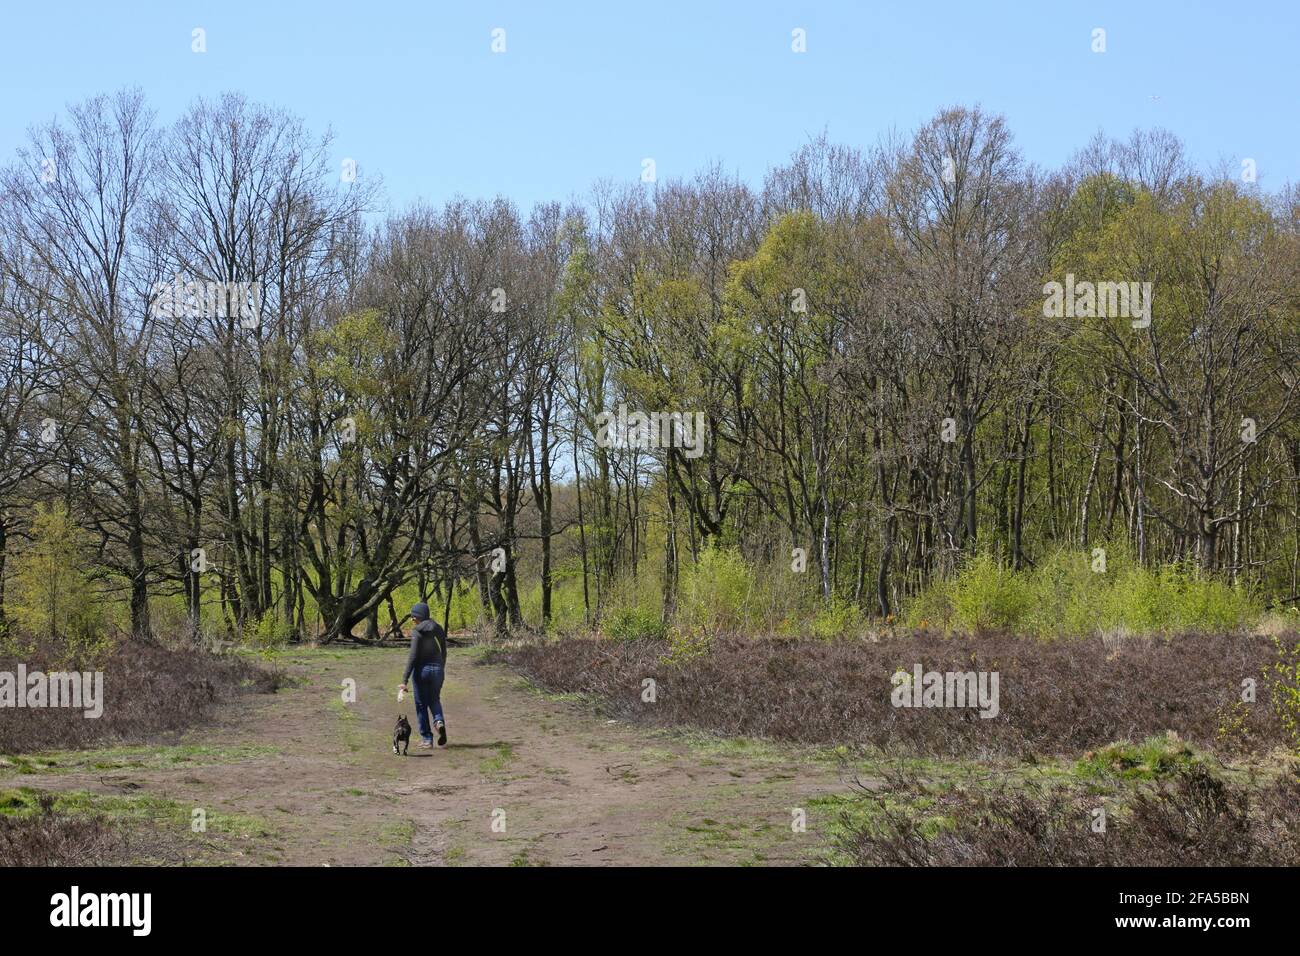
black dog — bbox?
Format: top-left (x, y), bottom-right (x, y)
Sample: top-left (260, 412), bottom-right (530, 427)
top-left (393, 714), bottom-right (411, 755)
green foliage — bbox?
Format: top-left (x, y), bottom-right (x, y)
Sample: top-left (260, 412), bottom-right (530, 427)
top-left (766, 583), bottom-right (822, 639)
top-left (1268, 633), bottom-right (1300, 757)
top-left (810, 598), bottom-right (862, 641)
top-left (1075, 734), bottom-right (1202, 780)
top-left (947, 554), bottom-right (1036, 632)
top-left (510, 564), bottom-right (589, 635)
top-left (596, 569), bottom-right (664, 640)
top-left (391, 581), bottom-right (484, 634)
top-left (675, 546), bottom-right (757, 638)
top-left (604, 606), bottom-right (667, 642)
top-left (242, 611), bottom-right (293, 649)
top-left (656, 547), bottom-right (760, 661)
top-left (1215, 698), bottom-right (1256, 752)
top-left (904, 579), bottom-right (957, 632)
top-left (310, 308), bottom-right (399, 401)
top-left (1090, 560), bottom-right (1259, 635)
top-left (6, 503), bottom-right (110, 662)
top-left (906, 548), bottom-right (1260, 637)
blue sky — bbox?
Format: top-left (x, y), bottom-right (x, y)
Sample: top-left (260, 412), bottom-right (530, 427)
top-left (2, 1), bottom-right (1297, 215)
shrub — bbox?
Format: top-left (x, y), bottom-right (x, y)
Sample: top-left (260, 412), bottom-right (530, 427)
top-left (905, 549), bottom-right (1260, 637)
top-left (837, 766), bottom-right (1300, 866)
top-left (1170, 567), bottom-right (1259, 633)
top-left (243, 611), bottom-right (293, 649)
top-left (6, 503), bottom-right (110, 663)
top-left (0, 637), bottom-right (281, 754)
top-left (1093, 560), bottom-right (1259, 635)
top-left (604, 605), bottom-right (667, 641)
top-left (947, 554), bottom-right (1035, 632)
top-left (903, 579), bottom-right (955, 632)
top-left (675, 546), bottom-right (758, 638)
top-left (810, 598), bottom-right (861, 640)
top-left (596, 570), bottom-right (664, 641)
top-left (0, 793), bottom-right (125, 866)
top-left (1269, 633), bottom-right (1300, 757)
top-left (495, 630), bottom-right (1292, 757)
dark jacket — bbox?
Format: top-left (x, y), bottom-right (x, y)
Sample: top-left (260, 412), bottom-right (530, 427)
top-left (403, 618), bottom-right (447, 683)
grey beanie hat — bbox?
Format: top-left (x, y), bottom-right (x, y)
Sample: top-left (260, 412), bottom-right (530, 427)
top-left (411, 602), bottom-right (430, 621)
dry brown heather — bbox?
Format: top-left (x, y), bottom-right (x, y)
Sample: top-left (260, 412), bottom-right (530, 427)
top-left (842, 765), bottom-right (1300, 866)
top-left (0, 794), bottom-right (130, 866)
top-left (0, 639), bottom-right (283, 754)
top-left (498, 631), bottom-right (1294, 757)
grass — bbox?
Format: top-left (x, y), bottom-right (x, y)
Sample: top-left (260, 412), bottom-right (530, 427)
top-left (0, 744), bottom-right (280, 776)
top-left (478, 742), bottom-right (515, 774)
top-left (378, 819), bottom-right (416, 849)
top-left (508, 844), bottom-right (548, 867)
top-left (330, 695), bottom-right (366, 754)
top-left (0, 784), bottom-right (278, 867)
top-left (1075, 734), bottom-right (1203, 780)
top-left (807, 753), bottom-right (1076, 864)
top-left (660, 807), bottom-right (790, 865)
top-left (0, 787), bottom-right (272, 837)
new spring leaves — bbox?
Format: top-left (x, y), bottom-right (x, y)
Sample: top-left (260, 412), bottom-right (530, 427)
top-left (1042, 275), bottom-right (1152, 328)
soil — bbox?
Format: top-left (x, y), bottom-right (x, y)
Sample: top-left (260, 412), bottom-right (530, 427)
top-left (0, 644), bottom-right (855, 866)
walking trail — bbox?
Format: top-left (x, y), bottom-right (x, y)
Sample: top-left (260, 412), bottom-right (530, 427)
top-left (2, 644), bottom-right (855, 866)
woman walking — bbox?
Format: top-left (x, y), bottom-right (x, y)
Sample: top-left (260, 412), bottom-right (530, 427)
top-left (399, 603), bottom-right (448, 748)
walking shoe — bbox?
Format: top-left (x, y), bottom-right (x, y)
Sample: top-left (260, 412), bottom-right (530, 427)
top-left (435, 720), bottom-right (447, 748)
top-left (418, 738), bottom-right (433, 750)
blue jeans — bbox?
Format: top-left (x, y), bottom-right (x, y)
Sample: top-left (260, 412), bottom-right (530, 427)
top-left (412, 663), bottom-right (445, 741)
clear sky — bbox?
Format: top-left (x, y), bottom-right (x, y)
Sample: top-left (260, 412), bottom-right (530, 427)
top-left (2, 1), bottom-right (1297, 215)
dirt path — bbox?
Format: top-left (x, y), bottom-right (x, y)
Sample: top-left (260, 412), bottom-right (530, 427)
top-left (2, 645), bottom-right (854, 866)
